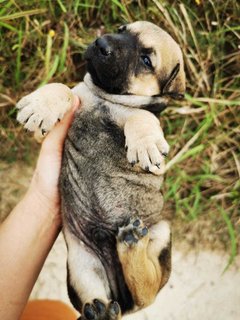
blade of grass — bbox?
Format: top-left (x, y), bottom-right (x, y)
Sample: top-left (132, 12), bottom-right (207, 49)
top-left (111, 0), bottom-right (127, 13)
top-left (111, 0), bottom-right (131, 21)
top-left (45, 30), bottom-right (54, 78)
top-left (0, 0), bottom-right (13, 16)
top-left (74, 1), bottom-right (99, 10)
top-left (39, 55), bottom-right (60, 87)
top-left (59, 22), bottom-right (69, 73)
top-left (0, 21), bottom-right (18, 32)
top-left (164, 176), bottom-right (182, 200)
top-left (219, 207), bottom-right (237, 272)
top-left (0, 8), bottom-right (47, 21)
top-left (193, 97), bottom-right (240, 106)
top-left (165, 118), bottom-right (212, 172)
top-left (191, 187), bottom-right (201, 219)
top-left (179, 3), bottom-right (210, 92)
top-left (181, 189), bottom-right (201, 220)
top-left (177, 144), bottom-right (205, 162)
top-left (15, 28), bottom-right (22, 88)
top-left (56, 0), bottom-right (67, 13)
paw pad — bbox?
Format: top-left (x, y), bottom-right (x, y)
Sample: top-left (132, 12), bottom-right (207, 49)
top-left (82, 299), bottom-right (120, 320)
top-left (117, 217), bottom-right (148, 246)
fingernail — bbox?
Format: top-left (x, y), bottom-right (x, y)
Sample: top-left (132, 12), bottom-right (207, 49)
top-left (72, 95), bottom-right (80, 110)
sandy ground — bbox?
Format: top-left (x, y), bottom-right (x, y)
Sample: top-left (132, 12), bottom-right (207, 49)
top-left (30, 233), bottom-right (240, 320)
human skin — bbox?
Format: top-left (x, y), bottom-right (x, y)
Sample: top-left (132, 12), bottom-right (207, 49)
top-left (0, 96), bottom-right (79, 320)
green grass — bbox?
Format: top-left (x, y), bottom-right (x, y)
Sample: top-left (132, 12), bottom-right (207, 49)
top-left (0, 0), bottom-right (239, 264)
top-left (219, 206), bottom-right (238, 272)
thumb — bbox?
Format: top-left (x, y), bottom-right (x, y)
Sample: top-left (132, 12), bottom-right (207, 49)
top-left (42, 95), bottom-right (80, 152)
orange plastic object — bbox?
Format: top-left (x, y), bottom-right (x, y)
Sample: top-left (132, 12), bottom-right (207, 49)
top-left (20, 300), bottom-right (77, 320)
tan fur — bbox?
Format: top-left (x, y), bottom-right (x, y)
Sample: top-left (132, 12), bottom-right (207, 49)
top-left (123, 110), bottom-right (168, 174)
top-left (128, 74), bottom-right (160, 96)
top-left (17, 83), bottom-right (74, 134)
top-left (128, 21), bottom-right (185, 96)
top-left (117, 221), bottom-right (171, 309)
top-left (117, 234), bottom-right (161, 308)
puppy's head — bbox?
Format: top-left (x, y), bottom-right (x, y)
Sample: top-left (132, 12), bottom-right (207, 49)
top-left (85, 21), bottom-right (185, 99)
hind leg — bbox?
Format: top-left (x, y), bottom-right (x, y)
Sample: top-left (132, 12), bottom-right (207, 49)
top-left (117, 218), bottom-right (171, 309)
top-left (64, 229), bottom-right (121, 320)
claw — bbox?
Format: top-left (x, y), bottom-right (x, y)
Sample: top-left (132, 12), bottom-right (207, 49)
top-left (24, 113), bottom-right (34, 124)
top-left (41, 129), bottom-right (47, 135)
top-left (131, 160), bottom-right (136, 167)
top-left (145, 166), bottom-right (150, 172)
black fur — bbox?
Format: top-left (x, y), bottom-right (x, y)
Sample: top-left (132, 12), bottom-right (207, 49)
top-left (60, 105), bottom-right (164, 312)
top-left (84, 30), bottom-right (159, 96)
top-left (85, 31), bottom-right (138, 94)
top-left (59, 22), bottom-right (178, 317)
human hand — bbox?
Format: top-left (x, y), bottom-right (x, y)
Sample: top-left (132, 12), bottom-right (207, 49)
top-left (26, 95), bottom-right (80, 225)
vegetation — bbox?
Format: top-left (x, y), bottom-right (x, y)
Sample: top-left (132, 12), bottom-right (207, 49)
top-left (0, 0), bottom-right (239, 264)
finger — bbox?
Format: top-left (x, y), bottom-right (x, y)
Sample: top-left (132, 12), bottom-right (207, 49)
top-left (53, 95), bottom-right (80, 142)
top-left (72, 94), bottom-right (80, 109)
top-left (42, 96), bottom-right (80, 152)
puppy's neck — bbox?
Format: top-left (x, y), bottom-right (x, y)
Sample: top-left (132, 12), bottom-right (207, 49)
top-left (84, 73), bottom-right (168, 113)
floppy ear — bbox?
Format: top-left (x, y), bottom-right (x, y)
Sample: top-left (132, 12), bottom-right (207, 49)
top-left (161, 62), bottom-right (186, 99)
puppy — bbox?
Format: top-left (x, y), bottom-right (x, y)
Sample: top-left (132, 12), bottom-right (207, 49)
top-left (17, 21), bottom-right (185, 319)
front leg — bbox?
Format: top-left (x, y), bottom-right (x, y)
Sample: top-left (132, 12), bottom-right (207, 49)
top-left (124, 110), bottom-right (169, 175)
top-left (16, 83), bottom-right (76, 140)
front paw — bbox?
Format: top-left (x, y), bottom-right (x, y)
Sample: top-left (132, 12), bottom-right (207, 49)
top-left (17, 83), bottom-right (74, 136)
top-left (126, 133), bottom-right (169, 175)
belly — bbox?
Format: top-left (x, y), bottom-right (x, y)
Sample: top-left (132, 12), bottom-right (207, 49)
top-left (59, 106), bottom-right (164, 309)
top-left (60, 107), bottom-right (164, 241)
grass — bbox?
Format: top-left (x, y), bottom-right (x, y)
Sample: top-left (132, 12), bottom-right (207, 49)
top-left (0, 0), bottom-right (239, 263)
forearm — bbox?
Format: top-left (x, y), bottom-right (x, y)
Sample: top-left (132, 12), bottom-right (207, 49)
top-left (0, 188), bottom-right (61, 320)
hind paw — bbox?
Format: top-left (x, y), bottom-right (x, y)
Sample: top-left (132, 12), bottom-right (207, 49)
top-left (81, 299), bottom-right (121, 320)
top-left (117, 217), bottom-right (148, 247)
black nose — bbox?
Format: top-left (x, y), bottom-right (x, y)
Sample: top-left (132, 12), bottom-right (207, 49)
top-left (95, 37), bottom-right (112, 56)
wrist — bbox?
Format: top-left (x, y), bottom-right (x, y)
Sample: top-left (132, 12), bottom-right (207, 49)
top-left (22, 186), bottom-right (62, 230)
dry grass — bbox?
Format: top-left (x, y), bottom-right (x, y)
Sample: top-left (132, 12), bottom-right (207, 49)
top-left (0, 0), bottom-right (239, 264)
